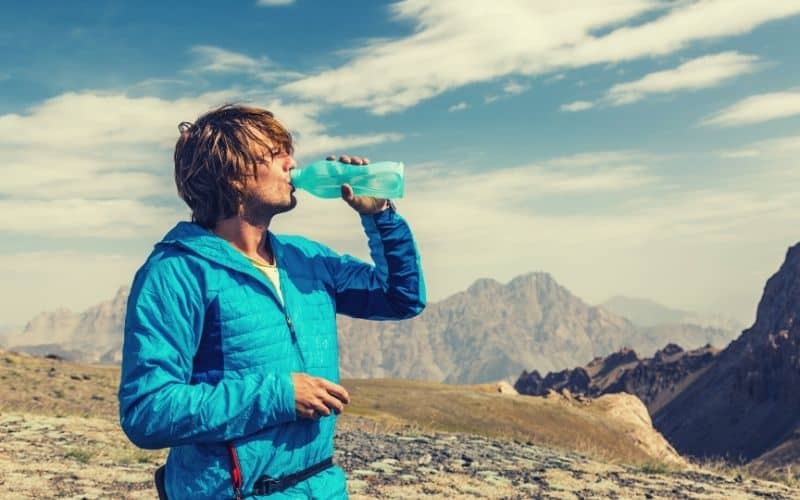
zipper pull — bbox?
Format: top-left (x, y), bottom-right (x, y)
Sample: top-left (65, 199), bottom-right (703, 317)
top-left (286, 315), bottom-right (297, 341)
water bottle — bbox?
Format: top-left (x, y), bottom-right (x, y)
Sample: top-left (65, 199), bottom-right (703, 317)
top-left (290, 160), bottom-right (405, 199)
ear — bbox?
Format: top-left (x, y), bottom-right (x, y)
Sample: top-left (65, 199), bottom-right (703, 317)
top-left (230, 177), bottom-right (247, 191)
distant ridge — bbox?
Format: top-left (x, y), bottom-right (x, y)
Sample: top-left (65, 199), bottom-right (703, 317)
top-left (337, 271), bottom-right (734, 382)
top-left (514, 343), bottom-right (719, 414)
top-left (5, 272), bottom-right (737, 383)
top-left (600, 295), bottom-right (745, 333)
top-left (3, 286), bottom-right (129, 364)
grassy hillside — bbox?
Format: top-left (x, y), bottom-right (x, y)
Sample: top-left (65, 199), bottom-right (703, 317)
top-left (0, 350), bottom-right (119, 420)
top-left (0, 349), bottom-right (663, 466)
top-left (1, 349), bottom-right (797, 497)
top-left (343, 378), bottom-right (659, 465)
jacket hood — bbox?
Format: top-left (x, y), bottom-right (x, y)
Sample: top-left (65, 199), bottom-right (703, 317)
top-left (158, 221), bottom-right (234, 263)
top-left (156, 222), bottom-right (288, 292)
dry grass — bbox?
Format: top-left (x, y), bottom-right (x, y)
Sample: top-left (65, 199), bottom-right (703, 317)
top-left (4, 348), bottom-right (796, 487)
top-left (0, 350), bottom-right (119, 420)
top-left (1, 349), bottom-right (667, 468)
top-left (339, 377), bottom-right (663, 467)
top-left (686, 455), bottom-right (800, 489)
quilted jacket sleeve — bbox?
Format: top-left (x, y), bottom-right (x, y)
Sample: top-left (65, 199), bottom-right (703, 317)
top-left (329, 207), bottom-right (426, 320)
top-left (118, 256), bottom-right (296, 450)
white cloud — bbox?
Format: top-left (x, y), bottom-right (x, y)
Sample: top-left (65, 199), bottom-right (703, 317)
top-left (718, 133), bottom-right (800, 158)
top-left (0, 91), bottom-right (240, 231)
top-left (408, 154), bottom-right (659, 206)
top-left (192, 45), bottom-right (265, 74)
top-left (292, 131), bottom-right (404, 159)
top-left (0, 90), bottom-right (239, 149)
top-left (256, 0), bottom-right (294, 6)
top-left (544, 151), bottom-right (649, 168)
top-left (280, 1), bottom-right (800, 114)
top-left (276, 151), bottom-right (798, 326)
top-left (448, 101), bottom-right (468, 112)
top-left (503, 81), bottom-right (529, 95)
top-left (485, 80), bottom-right (531, 104)
top-left (719, 149), bottom-right (760, 159)
top-left (0, 91), bottom-right (402, 236)
top-left (607, 52), bottom-right (761, 105)
top-left (758, 134), bottom-right (800, 154)
top-left (0, 199), bottom-right (182, 238)
top-left (560, 100), bottom-right (595, 112)
top-left (702, 90), bottom-right (800, 127)
top-left (189, 45), bottom-right (304, 82)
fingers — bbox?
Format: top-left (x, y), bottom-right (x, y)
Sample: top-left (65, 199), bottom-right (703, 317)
top-left (320, 378), bottom-right (351, 405)
top-left (326, 154), bottom-right (369, 165)
top-left (292, 373), bottom-right (350, 420)
top-left (341, 184), bottom-right (354, 203)
top-left (305, 395), bottom-right (336, 418)
top-left (317, 391), bottom-right (345, 416)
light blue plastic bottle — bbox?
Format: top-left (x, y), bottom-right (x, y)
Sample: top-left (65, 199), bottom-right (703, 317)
top-left (290, 160), bottom-right (405, 199)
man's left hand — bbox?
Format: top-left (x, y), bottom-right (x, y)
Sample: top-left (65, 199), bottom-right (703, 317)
top-left (327, 155), bottom-right (388, 214)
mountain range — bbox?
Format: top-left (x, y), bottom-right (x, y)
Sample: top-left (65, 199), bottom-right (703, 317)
top-left (514, 342), bottom-right (719, 414)
top-left (600, 295), bottom-right (746, 332)
top-left (515, 242), bottom-right (800, 476)
top-left (336, 273), bottom-right (739, 382)
top-left (1, 272), bottom-right (741, 384)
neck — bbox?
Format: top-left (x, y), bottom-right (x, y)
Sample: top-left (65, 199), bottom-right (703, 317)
top-left (212, 215), bottom-right (274, 265)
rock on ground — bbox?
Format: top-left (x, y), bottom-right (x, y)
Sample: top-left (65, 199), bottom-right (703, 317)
top-left (1, 413), bottom-right (797, 499)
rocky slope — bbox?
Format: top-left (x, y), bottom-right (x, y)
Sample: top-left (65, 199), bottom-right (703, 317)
top-left (514, 343), bottom-right (720, 414)
top-left (653, 242), bottom-right (800, 468)
top-left (2, 412), bottom-right (797, 499)
top-left (0, 348), bottom-right (682, 469)
top-left (5, 273), bottom-right (735, 383)
top-left (2, 348), bottom-right (797, 498)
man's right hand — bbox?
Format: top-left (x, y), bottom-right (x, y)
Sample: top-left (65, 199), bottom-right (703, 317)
top-left (291, 372), bottom-right (350, 419)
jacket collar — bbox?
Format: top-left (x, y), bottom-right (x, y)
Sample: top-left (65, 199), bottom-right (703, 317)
top-left (157, 222), bottom-right (286, 302)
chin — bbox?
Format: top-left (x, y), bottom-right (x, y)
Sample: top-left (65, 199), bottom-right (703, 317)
top-left (278, 195), bottom-right (297, 213)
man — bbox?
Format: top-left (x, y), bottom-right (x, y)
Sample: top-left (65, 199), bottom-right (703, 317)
top-left (118, 104), bottom-right (425, 499)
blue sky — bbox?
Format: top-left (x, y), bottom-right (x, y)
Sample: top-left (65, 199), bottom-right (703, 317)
top-left (1, 1), bottom-right (799, 327)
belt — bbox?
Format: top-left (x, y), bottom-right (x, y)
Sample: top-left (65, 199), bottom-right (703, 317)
top-left (249, 457), bottom-right (334, 497)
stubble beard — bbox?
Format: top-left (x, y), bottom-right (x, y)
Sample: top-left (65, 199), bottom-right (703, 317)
top-left (241, 192), bottom-right (297, 226)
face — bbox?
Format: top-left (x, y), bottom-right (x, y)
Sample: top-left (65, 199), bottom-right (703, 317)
top-left (240, 135), bottom-right (297, 223)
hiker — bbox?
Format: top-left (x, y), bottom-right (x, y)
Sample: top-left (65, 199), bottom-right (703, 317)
top-left (117, 104), bottom-right (426, 499)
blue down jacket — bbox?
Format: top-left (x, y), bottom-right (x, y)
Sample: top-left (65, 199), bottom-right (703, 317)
top-left (118, 209), bottom-right (425, 499)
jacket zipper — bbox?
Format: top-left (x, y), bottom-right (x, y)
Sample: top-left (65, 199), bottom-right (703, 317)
top-left (178, 236), bottom-right (308, 371)
top-left (285, 313), bottom-right (306, 370)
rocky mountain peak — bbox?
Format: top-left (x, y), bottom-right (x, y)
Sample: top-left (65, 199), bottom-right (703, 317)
top-left (591, 347), bottom-right (640, 378)
top-left (18, 308), bottom-right (81, 345)
top-left (654, 241), bottom-right (800, 462)
top-left (744, 242), bottom-right (800, 348)
top-left (507, 271), bottom-right (556, 288)
top-left (507, 272), bottom-right (568, 301)
top-left (465, 277), bottom-right (503, 296)
top-left (112, 286), bottom-right (130, 305)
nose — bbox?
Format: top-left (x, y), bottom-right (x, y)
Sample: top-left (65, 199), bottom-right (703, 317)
top-left (287, 155), bottom-right (297, 171)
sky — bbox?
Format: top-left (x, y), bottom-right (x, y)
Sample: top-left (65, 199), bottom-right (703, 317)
top-left (1, 0), bottom-right (799, 327)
